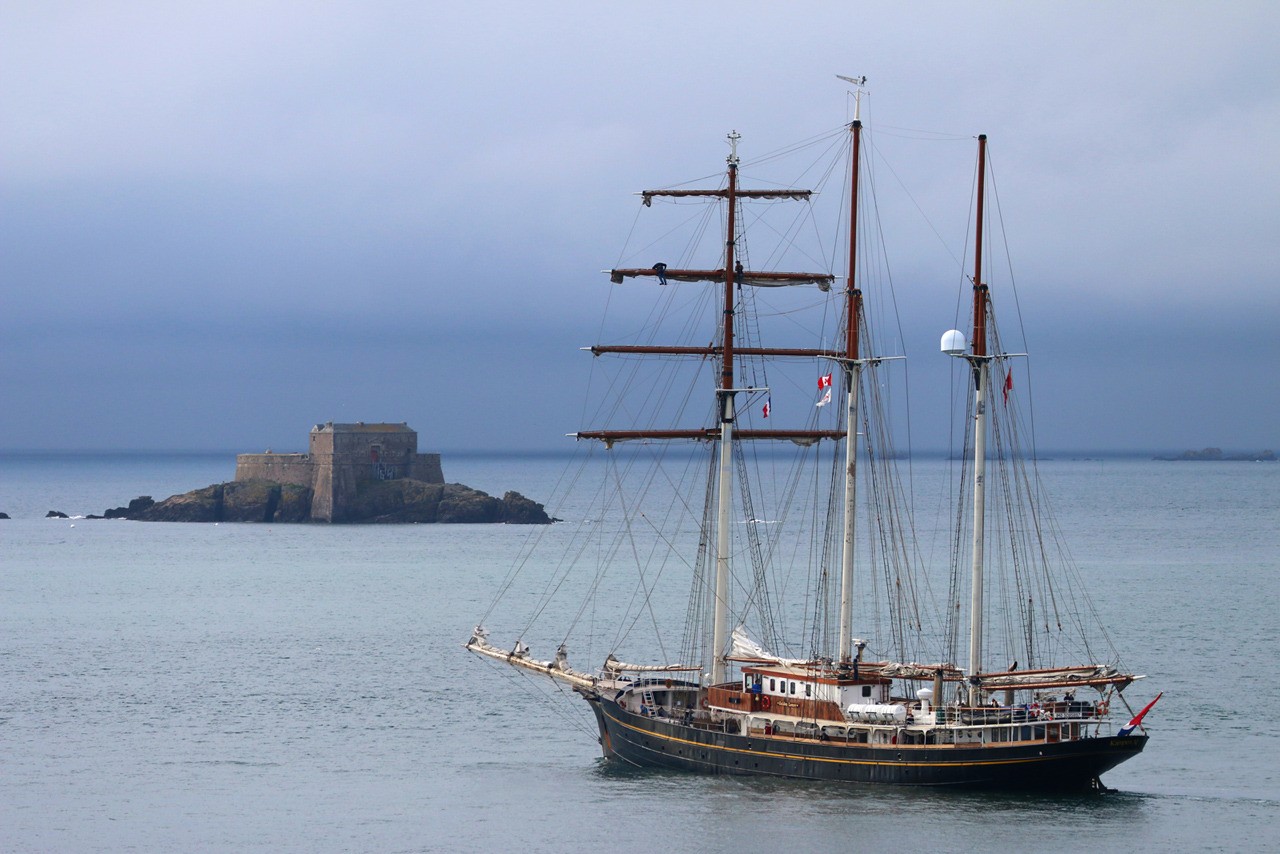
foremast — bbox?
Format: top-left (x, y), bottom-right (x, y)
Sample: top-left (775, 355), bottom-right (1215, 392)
top-left (578, 132), bottom-right (840, 686)
top-left (711, 132), bottom-right (742, 685)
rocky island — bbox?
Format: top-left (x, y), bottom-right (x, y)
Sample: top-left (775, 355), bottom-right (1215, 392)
top-left (99, 422), bottom-right (553, 524)
top-left (1154, 447), bottom-right (1276, 462)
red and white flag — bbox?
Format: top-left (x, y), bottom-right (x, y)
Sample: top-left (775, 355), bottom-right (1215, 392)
top-left (1118, 692), bottom-right (1162, 736)
top-left (818, 373), bottom-right (833, 390)
top-left (762, 399), bottom-right (771, 419)
top-left (1003, 370), bottom-right (1013, 404)
top-left (815, 388), bottom-right (832, 408)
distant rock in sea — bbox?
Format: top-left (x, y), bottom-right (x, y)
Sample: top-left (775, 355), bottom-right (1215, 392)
top-left (101, 496), bottom-right (158, 519)
top-left (1154, 448), bottom-right (1277, 462)
top-left (0, 512), bottom-right (10, 520)
top-left (46, 510), bottom-right (69, 519)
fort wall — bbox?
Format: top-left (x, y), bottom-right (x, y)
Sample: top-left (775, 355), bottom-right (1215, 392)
top-left (235, 453), bottom-right (314, 487)
top-left (411, 454), bottom-right (444, 483)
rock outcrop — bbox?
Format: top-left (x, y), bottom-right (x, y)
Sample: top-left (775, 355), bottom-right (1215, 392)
top-left (341, 480), bottom-right (551, 524)
top-left (103, 496), bottom-right (156, 519)
top-left (499, 491), bottom-right (555, 524)
top-left (1154, 448), bottom-right (1277, 462)
top-left (126, 480), bottom-right (313, 523)
top-left (107, 478), bottom-right (552, 524)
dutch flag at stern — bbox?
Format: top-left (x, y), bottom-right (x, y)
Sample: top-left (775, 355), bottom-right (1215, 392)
top-left (1118, 691), bottom-right (1163, 736)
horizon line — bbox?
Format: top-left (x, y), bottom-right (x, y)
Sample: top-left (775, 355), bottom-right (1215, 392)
top-left (1, 446), bottom-right (1272, 459)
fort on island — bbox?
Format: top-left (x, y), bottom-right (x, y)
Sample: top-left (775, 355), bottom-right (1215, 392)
top-left (235, 422), bottom-right (444, 522)
top-left (85, 420), bottom-right (549, 524)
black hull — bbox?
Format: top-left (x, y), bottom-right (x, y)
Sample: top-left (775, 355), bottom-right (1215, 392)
top-left (587, 696), bottom-right (1146, 789)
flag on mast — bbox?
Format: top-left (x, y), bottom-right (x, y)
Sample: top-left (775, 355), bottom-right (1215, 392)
top-left (1003, 370), bottom-right (1013, 403)
top-left (818, 373), bottom-right (833, 390)
top-left (762, 399), bottom-right (771, 419)
top-left (815, 388), bottom-right (832, 408)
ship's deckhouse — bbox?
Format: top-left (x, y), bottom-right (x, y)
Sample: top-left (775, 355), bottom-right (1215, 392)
top-left (740, 664), bottom-right (891, 706)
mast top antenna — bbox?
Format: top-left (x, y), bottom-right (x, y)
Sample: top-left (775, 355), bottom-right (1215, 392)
top-left (726, 130), bottom-right (741, 165)
top-left (836, 75), bottom-right (868, 122)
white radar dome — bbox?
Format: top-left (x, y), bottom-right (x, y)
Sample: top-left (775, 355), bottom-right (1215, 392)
top-left (940, 329), bottom-right (967, 356)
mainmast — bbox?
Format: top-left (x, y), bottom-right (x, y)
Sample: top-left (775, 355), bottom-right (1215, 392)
top-left (837, 77), bottom-right (866, 663)
top-left (967, 133), bottom-right (990, 699)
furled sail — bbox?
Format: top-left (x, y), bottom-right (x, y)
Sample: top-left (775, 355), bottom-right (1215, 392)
top-left (727, 627), bottom-right (813, 666)
top-left (609, 267), bottom-right (834, 289)
top-left (976, 665), bottom-right (1139, 691)
top-left (872, 662), bottom-right (965, 680)
top-left (640, 188), bottom-right (813, 206)
top-left (603, 656), bottom-right (700, 673)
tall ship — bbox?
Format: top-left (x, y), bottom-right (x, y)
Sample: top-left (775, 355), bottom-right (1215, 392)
top-left (468, 80), bottom-right (1158, 788)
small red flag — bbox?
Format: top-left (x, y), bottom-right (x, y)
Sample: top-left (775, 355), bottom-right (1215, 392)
top-left (762, 400), bottom-right (770, 419)
top-left (818, 373), bottom-right (833, 390)
top-left (1003, 371), bottom-right (1013, 403)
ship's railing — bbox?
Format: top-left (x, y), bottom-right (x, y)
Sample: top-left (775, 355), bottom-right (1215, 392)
top-left (740, 713), bottom-right (1105, 747)
top-left (699, 689), bottom-right (1119, 749)
top-left (935, 699), bottom-right (1103, 726)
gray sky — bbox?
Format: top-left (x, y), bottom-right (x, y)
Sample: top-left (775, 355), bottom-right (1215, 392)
top-left (3, 2), bottom-right (1277, 454)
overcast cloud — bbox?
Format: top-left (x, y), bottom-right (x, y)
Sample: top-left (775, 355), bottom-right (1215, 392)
top-left (3, 2), bottom-right (1277, 453)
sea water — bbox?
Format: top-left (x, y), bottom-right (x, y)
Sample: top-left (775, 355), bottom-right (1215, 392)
top-left (1, 452), bottom-right (1277, 852)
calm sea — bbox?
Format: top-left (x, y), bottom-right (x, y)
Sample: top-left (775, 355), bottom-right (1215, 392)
top-left (1, 452), bottom-right (1277, 852)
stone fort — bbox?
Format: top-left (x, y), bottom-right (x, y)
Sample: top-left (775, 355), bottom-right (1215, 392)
top-left (235, 422), bottom-right (443, 522)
